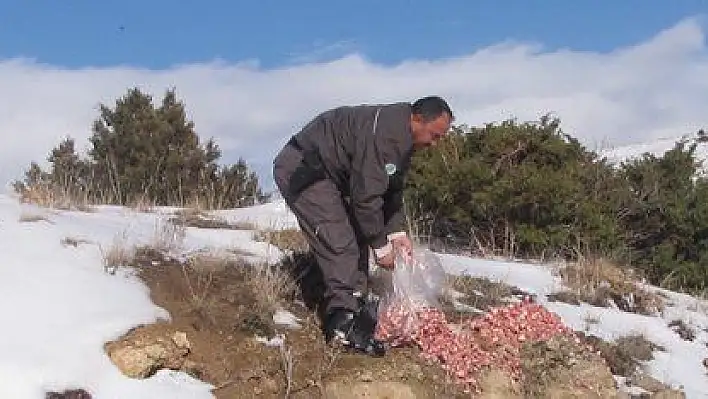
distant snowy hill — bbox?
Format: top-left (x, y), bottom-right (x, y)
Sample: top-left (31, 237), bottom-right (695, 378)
top-left (599, 131), bottom-right (708, 170)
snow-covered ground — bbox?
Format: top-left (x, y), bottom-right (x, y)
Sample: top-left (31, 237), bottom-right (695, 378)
top-left (441, 254), bottom-right (708, 398)
top-left (1, 193), bottom-right (707, 398)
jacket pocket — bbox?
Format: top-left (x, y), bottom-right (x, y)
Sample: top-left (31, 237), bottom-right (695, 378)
top-left (316, 220), bottom-right (356, 255)
top-left (289, 149), bottom-right (329, 195)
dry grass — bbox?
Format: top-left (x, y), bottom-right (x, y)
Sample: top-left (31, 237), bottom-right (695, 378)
top-left (170, 208), bottom-right (255, 230)
top-left (18, 183), bottom-right (94, 212)
top-left (100, 234), bottom-right (136, 275)
top-left (151, 218), bottom-right (186, 253)
top-left (246, 262), bottom-right (298, 316)
top-left (180, 249), bottom-right (296, 331)
top-left (614, 334), bottom-right (662, 361)
top-left (186, 257), bottom-right (297, 336)
top-left (554, 256), bottom-right (664, 316)
top-left (127, 194), bottom-right (155, 213)
top-left (254, 228), bottom-right (309, 253)
top-left (520, 334), bottom-right (618, 398)
top-left (580, 332), bottom-right (664, 377)
top-left (444, 274), bottom-right (527, 311)
top-left (18, 212), bottom-right (50, 223)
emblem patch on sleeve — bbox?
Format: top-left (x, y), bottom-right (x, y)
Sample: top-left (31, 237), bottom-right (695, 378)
top-left (385, 163), bottom-right (397, 176)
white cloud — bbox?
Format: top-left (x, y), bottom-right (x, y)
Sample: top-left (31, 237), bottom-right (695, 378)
top-left (1, 17), bottom-right (708, 192)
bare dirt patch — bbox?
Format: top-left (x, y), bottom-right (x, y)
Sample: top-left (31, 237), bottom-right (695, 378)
top-left (119, 247), bottom-right (468, 398)
top-left (105, 244), bottom-right (633, 398)
top-left (520, 334), bottom-right (617, 398)
top-left (253, 228), bottom-right (309, 253)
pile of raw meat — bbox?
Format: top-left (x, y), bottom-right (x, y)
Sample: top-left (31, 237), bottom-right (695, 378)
top-left (375, 296), bottom-right (579, 394)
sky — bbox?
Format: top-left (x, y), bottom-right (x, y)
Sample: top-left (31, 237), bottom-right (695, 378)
top-left (1, 1), bottom-right (708, 191)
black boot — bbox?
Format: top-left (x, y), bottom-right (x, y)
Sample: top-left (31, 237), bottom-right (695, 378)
top-left (324, 306), bottom-right (386, 357)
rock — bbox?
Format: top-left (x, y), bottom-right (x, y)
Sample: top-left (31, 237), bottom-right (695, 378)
top-left (105, 326), bottom-right (192, 379)
top-left (171, 331), bottom-right (190, 349)
top-left (324, 381), bottom-right (417, 399)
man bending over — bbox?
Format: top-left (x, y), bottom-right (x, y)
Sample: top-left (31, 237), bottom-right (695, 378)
top-left (272, 96), bottom-right (453, 356)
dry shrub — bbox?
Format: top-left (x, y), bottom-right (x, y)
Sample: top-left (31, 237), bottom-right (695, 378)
top-left (246, 262), bottom-right (297, 316)
top-left (254, 228), bottom-right (309, 253)
top-left (557, 256), bottom-right (664, 315)
top-left (151, 218), bottom-right (186, 253)
top-left (100, 234), bottom-right (136, 274)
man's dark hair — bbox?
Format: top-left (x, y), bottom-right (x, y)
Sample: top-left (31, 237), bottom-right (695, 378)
top-left (411, 96), bottom-right (453, 122)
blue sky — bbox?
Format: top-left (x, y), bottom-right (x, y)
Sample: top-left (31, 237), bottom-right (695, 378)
top-left (1, 1), bottom-right (708, 188)
top-left (1, 0), bottom-right (706, 68)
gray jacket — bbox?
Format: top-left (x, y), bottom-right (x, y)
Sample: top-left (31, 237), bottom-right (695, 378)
top-left (292, 102), bottom-right (414, 249)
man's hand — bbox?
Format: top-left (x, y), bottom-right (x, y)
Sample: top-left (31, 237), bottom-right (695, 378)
top-left (373, 243), bottom-right (395, 269)
top-left (389, 232), bottom-right (413, 260)
top-left (375, 250), bottom-right (395, 269)
top-left (374, 232), bottom-right (413, 269)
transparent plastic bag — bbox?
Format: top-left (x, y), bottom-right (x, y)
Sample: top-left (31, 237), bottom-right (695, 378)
top-left (374, 248), bottom-right (447, 346)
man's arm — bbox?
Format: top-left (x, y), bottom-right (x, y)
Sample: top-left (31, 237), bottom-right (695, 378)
top-left (349, 123), bottom-right (391, 253)
top-left (381, 178), bottom-right (413, 258)
top-left (348, 104), bottom-right (413, 263)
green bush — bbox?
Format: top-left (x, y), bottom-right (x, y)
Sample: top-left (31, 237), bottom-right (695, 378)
top-left (406, 115), bottom-right (708, 293)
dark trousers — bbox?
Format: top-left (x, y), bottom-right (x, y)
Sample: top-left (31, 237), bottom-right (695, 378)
top-left (273, 144), bottom-right (370, 315)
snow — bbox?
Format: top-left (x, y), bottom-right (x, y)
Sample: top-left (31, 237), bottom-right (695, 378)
top-left (2, 194), bottom-right (708, 398)
top-left (599, 131), bottom-right (708, 173)
top-left (273, 308), bottom-right (303, 329)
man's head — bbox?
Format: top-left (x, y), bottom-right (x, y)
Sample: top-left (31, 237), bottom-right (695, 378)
top-left (410, 96), bottom-right (453, 149)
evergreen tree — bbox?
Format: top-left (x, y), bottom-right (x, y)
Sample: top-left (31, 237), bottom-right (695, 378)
top-left (17, 87), bottom-right (268, 209)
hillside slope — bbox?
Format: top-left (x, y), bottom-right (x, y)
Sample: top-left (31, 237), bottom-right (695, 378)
top-left (0, 194), bottom-right (706, 397)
